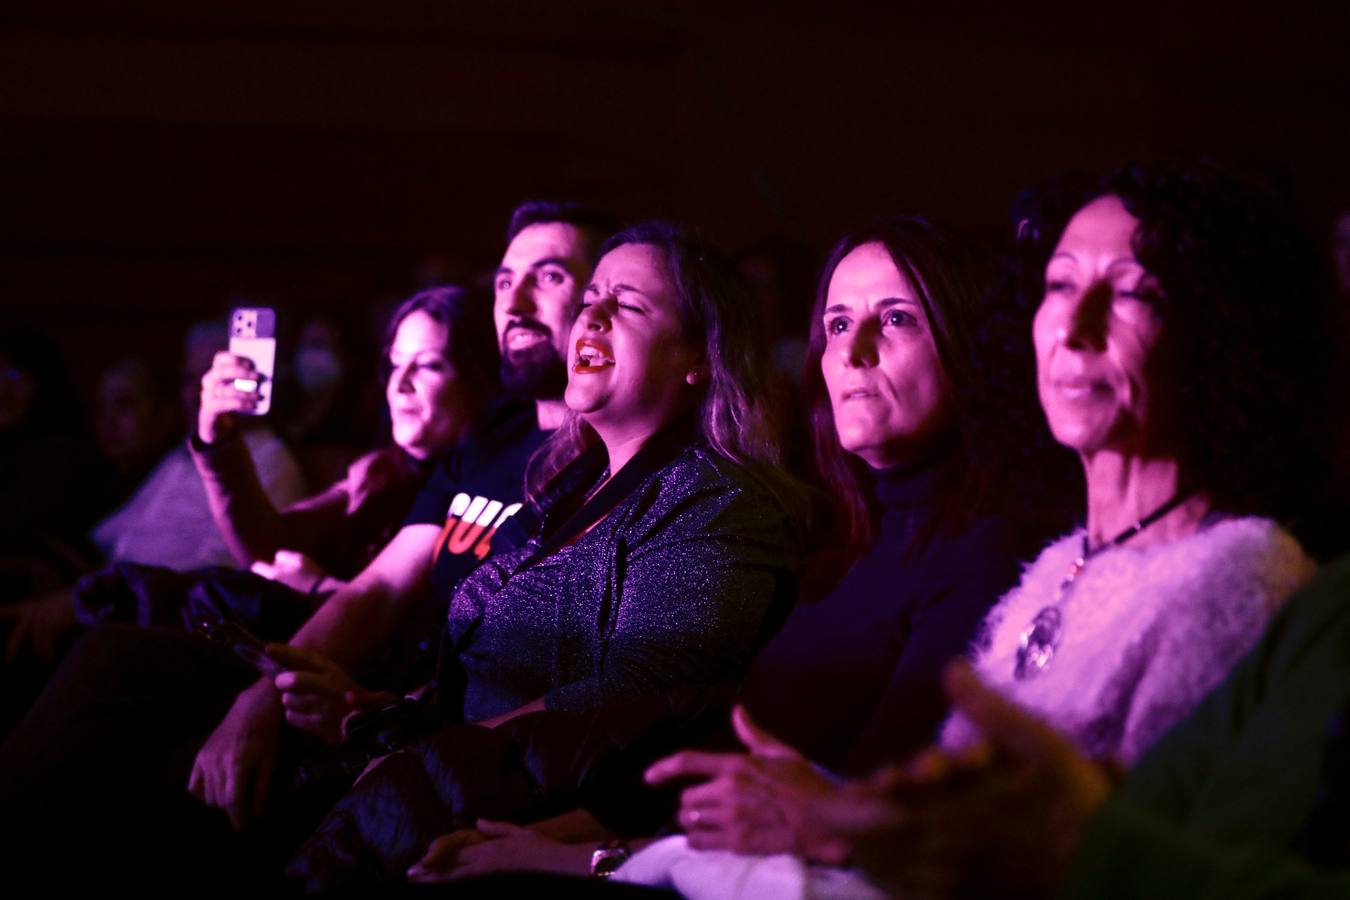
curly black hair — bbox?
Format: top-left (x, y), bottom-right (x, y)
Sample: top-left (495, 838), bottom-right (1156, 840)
top-left (990, 174), bottom-right (1101, 524)
top-left (1097, 160), bottom-right (1329, 520)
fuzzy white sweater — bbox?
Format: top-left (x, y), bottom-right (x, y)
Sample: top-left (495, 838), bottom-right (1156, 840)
top-left (942, 516), bottom-right (1316, 764)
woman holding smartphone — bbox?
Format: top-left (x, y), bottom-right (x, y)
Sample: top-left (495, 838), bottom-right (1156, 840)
top-left (0, 287), bottom-right (497, 669)
top-left (192, 286), bottom-right (498, 596)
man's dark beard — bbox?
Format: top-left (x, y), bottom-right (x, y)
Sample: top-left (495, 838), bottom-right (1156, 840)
top-left (501, 342), bottom-right (567, 399)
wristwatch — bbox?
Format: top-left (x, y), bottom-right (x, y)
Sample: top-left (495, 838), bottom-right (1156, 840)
top-left (589, 839), bottom-right (632, 879)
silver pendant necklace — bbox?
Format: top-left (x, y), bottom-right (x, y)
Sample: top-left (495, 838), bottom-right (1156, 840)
top-left (1014, 490), bottom-right (1193, 681)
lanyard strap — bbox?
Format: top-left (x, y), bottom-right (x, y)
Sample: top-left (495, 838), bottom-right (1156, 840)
top-left (534, 422), bottom-right (696, 558)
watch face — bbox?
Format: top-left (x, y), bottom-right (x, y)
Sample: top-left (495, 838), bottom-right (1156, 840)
top-left (590, 846), bottom-right (632, 878)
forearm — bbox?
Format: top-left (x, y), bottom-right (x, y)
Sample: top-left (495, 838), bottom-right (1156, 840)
top-left (533, 809), bottom-right (661, 855)
top-left (287, 582), bottom-right (403, 670)
top-left (525, 811), bottom-right (659, 879)
top-left (529, 808), bottom-right (613, 842)
top-left (284, 524), bottom-right (437, 670)
top-left (190, 433), bottom-right (290, 566)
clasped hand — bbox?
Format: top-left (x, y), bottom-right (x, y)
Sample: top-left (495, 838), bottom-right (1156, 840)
top-left (644, 705), bottom-right (858, 864)
top-left (641, 665), bottom-right (1109, 880)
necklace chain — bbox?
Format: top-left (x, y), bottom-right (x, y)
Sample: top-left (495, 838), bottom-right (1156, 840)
top-left (1014, 490), bottom-right (1194, 681)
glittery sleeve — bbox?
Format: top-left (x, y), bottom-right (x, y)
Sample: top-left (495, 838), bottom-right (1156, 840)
top-left (545, 452), bottom-right (798, 713)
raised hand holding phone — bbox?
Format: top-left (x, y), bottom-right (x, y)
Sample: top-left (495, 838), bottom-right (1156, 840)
top-left (228, 306), bottom-right (276, 414)
top-left (197, 308), bottom-right (276, 444)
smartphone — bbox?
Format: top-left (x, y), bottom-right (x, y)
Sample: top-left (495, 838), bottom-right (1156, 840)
top-left (193, 614), bottom-right (287, 678)
top-left (228, 306), bottom-right (277, 416)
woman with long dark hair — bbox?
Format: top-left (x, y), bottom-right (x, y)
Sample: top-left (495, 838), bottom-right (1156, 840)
top-left (425, 220), bottom-right (802, 728)
top-left (728, 217), bottom-right (1044, 775)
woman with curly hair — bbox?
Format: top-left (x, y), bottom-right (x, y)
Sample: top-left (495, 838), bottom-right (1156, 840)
top-left (623, 163), bottom-right (1324, 898)
top-left (938, 162), bottom-right (1323, 763)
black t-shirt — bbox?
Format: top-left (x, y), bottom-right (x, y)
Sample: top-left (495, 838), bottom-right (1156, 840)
top-left (404, 400), bottom-right (549, 601)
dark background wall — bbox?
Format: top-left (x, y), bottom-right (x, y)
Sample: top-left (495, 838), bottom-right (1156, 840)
top-left (3, 0), bottom-right (1347, 394)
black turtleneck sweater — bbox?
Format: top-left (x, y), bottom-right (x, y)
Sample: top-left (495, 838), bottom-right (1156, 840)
top-left (740, 458), bottom-right (1033, 775)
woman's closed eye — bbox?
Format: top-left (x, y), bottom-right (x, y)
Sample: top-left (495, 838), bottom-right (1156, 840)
top-left (610, 286), bottom-right (649, 314)
top-left (578, 294), bottom-right (645, 314)
top-left (1115, 282), bottom-right (1161, 303)
top-left (390, 355), bottom-right (448, 375)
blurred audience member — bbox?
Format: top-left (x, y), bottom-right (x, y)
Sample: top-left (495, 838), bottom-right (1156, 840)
top-left (93, 356), bottom-right (178, 508)
top-left (735, 237), bottom-right (817, 384)
top-left (0, 329), bottom-right (104, 599)
top-left (275, 313), bottom-right (366, 488)
top-left (1, 321), bottom-right (304, 666)
top-left (90, 320), bottom-right (306, 570)
top-left (1332, 208), bottom-right (1350, 298)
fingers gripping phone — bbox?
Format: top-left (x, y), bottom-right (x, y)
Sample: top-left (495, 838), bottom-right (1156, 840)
top-left (229, 307), bottom-right (277, 415)
top-left (193, 613), bottom-right (287, 678)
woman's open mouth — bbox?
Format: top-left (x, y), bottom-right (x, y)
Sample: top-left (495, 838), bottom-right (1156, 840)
top-left (573, 338), bottom-right (615, 374)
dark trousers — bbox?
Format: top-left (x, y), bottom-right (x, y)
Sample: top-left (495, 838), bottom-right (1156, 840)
top-left (0, 623), bottom-right (335, 892)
